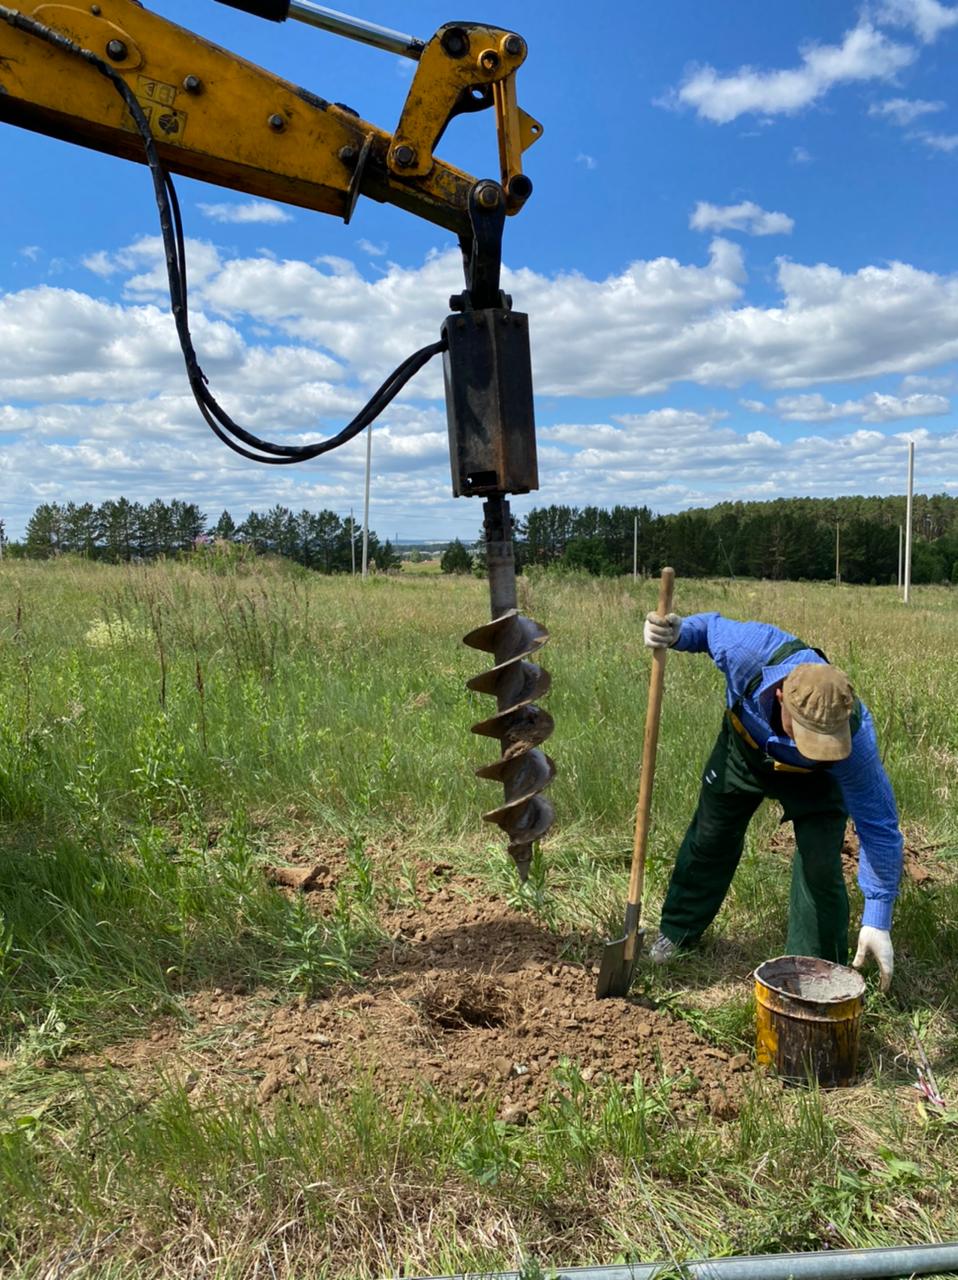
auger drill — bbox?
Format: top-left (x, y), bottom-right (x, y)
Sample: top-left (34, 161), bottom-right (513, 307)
top-left (444, 188), bottom-right (555, 881)
top-left (0, 2), bottom-right (554, 876)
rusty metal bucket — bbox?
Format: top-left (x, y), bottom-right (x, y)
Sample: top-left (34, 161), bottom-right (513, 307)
top-left (754, 955), bottom-right (865, 1088)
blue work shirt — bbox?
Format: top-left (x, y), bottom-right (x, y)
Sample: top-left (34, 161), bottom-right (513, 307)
top-left (675, 612), bottom-right (903, 931)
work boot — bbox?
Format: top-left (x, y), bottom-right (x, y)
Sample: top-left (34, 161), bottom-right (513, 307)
top-left (648, 931), bottom-right (678, 965)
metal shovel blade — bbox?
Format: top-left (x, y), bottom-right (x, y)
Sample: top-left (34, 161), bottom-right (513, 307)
top-left (596, 908), bottom-right (645, 999)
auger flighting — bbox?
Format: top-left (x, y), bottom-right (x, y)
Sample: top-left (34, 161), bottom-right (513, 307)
top-left (442, 187), bottom-right (555, 881)
top-left (464, 495), bottom-right (555, 880)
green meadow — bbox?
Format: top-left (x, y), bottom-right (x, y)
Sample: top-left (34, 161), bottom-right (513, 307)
top-left (0, 555), bottom-right (955, 1278)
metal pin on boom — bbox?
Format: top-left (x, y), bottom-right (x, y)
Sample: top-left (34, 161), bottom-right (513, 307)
top-left (464, 495), bottom-right (554, 879)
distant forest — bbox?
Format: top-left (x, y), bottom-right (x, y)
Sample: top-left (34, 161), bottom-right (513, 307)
top-left (6, 492), bottom-right (958, 584)
top-left (8, 499), bottom-right (400, 572)
top-left (516, 494), bottom-right (958, 584)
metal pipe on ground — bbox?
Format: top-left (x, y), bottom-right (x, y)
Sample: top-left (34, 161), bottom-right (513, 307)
top-left (409, 1241), bottom-right (958, 1280)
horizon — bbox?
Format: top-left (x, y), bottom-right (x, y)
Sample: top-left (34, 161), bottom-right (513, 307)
top-left (5, 487), bottom-right (950, 546)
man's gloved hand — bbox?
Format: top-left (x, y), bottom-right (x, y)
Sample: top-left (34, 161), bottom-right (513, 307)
top-left (852, 926), bottom-right (894, 992)
top-left (644, 611), bottom-right (682, 649)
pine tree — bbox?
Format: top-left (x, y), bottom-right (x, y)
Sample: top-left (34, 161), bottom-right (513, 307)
top-left (213, 510), bottom-right (237, 541)
top-left (441, 538), bottom-right (473, 574)
top-left (24, 503), bottom-right (66, 558)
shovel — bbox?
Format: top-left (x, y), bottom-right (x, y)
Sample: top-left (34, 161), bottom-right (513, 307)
top-left (596, 566), bottom-right (675, 999)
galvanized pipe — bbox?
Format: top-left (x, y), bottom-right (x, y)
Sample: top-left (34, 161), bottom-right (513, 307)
top-left (412, 1241), bottom-right (958, 1280)
top-left (287, 1), bottom-right (423, 58)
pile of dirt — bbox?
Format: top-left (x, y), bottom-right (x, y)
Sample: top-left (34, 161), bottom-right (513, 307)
top-left (772, 823), bottom-right (944, 886)
top-left (840, 828), bottom-right (945, 886)
top-left (85, 863), bottom-right (751, 1122)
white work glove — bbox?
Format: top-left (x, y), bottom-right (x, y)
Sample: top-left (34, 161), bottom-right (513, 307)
top-left (644, 611), bottom-right (682, 649)
top-left (852, 926), bottom-right (894, 992)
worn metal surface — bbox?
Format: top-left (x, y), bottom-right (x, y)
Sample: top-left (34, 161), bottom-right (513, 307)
top-left (390, 21), bottom-right (541, 195)
top-left (0, 1), bottom-right (528, 235)
top-left (464, 495), bottom-right (554, 880)
top-left (409, 1241), bottom-right (958, 1279)
top-left (755, 955), bottom-right (865, 1087)
top-left (442, 309), bottom-right (538, 497)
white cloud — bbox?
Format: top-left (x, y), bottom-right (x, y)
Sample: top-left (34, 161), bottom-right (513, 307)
top-left (690, 200), bottom-right (794, 236)
top-left (47, 235), bottom-right (958, 401)
top-left (82, 250), bottom-right (118, 278)
top-left (869, 95), bottom-right (945, 124)
top-left (20, 246), bottom-right (41, 263)
top-left (876, 0), bottom-right (958, 42)
top-left (791, 146), bottom-right (813, 164)
top-left (536, 418), bottom-right (957, 511)
top-left (916, 130), bottom-right (958, 150)
top-left (356, 239), bottom-right (387, 256)
top-left (81, 236), bottom-right (225, 298)
top-left (902, 372), bottom-right (955, 391)
top-left (576, 153), bottom-right (597, 170)
top-left (541, 409), bottom-right (727, 451)
top-left (6, 391), bottom-right (953, 540)
top-left (4, 238), bottom-right (958, 539)
top-left (197, 200), bottom-right (293, 225)
top-left (516, 247), bottom-right (958, 396)
top-left (765, 391), bottom-right (949, 421)
top-left (674, 23), bottom-right (914, 124)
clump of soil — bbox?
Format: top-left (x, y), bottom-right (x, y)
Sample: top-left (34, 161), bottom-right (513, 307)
top-left (82, 862), bottom-right (751, 1122)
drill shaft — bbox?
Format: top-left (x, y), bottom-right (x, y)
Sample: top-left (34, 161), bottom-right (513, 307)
top-left (464, 495), bottom-right (555, 879)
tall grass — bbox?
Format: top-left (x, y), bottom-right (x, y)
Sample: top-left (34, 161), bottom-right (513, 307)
top-left (0, 556), bottom-right (955, 1277)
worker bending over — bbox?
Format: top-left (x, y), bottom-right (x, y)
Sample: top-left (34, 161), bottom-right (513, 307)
top-left (643, 610), bottom-right (902, 990)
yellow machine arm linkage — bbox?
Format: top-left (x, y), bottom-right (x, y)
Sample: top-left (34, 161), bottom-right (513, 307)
top-left (0, 0), bottom-right (541, 235)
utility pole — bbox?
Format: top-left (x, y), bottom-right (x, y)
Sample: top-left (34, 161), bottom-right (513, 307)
top-left (361, 424), bottom-right (372, 579)
top-left (633, 515), bottom-right (638, 582)
top-left (835, 522), bottom-right (841, 587)
top-left (903, 440), bottom-right (914, 605)
top-left (897, 524), bottom-right (903, 591)
top-left (349, 508), bottom-right (356, 576)
top-left (718, 536), bottom-right (736, 580)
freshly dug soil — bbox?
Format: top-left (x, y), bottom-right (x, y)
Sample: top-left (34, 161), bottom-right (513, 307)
top-left (87, 861), bottom-right (751, 1121)
top-left (771, 823), bottom-right (945, 886)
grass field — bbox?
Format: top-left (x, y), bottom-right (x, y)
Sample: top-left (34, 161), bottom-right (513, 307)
top-left (0, 555), bottom-right (956, 1279)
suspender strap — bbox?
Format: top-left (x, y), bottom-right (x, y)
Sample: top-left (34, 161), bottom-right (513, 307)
top-left (741, 637), bottom-right (828, 700)
top-left (725, 709), bottom-right (817, 773)
top-left (731, 636), bottom-right (862, 770)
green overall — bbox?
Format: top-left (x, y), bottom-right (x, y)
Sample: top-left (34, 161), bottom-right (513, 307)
top-left (659, 641), bottom-right (855, 963)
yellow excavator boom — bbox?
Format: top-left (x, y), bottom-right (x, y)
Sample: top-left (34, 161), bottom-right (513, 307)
top-left (0, 1), bottom-right (541, 235)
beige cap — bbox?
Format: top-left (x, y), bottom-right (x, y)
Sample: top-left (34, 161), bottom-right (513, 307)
top-left (781, 663), bottom-right (854, 761)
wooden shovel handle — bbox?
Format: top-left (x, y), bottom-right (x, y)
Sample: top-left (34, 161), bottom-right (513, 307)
top-left (627, 566), bottom-right (675, 917)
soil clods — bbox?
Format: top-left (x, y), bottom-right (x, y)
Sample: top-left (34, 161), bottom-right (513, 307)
top-left (87, 858), bottom-right (752, 1121)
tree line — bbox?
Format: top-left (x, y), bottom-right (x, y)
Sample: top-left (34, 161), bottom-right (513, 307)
top-left (8, 493), bottom-right (958, 583)
top-left (512, 495), bottom-right (958, 584)
top-left (11, 499), bottom-right (400, 572)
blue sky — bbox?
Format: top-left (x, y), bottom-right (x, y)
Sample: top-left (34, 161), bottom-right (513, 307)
top-left (1, 0), bottom-right (956, 540)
